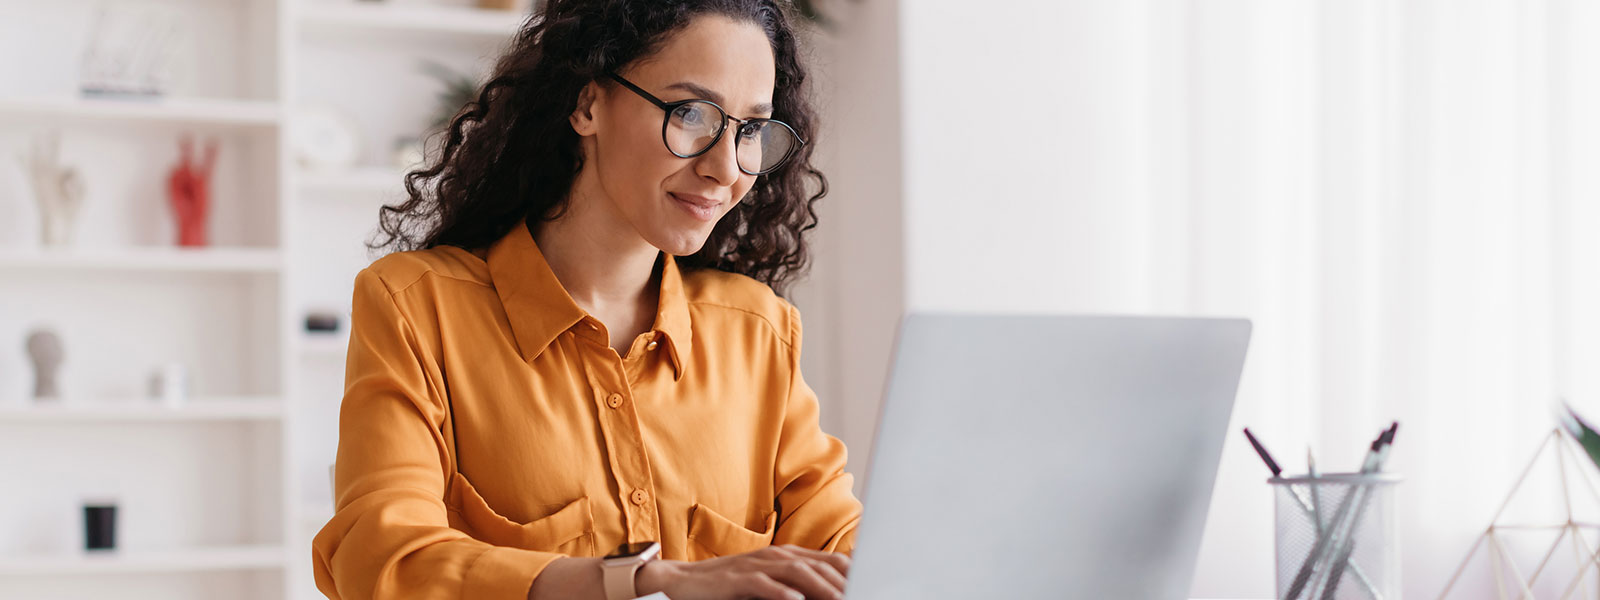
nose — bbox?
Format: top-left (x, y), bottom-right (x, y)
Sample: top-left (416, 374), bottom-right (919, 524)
top-left (693, 121), bottom-right (743, 186)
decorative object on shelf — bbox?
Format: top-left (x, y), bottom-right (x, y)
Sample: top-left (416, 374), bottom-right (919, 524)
top-left (292, 105), bottom-right (362, 171)
top-left (25, 328), bottom-right (64, 402)
top-left (305, 311), bottom-right (342, 333)
top-left (18, 131), bottom-right (85, 247)
top-left (147, 363), bottom-right (189, 408)
top-left (83, 500), bottom-right (118, 551)
top-left (392, 136), bottom-right (425, 170)
top-left (420, 60), bottom-right (481, 135)
top-left (477, 0), bottom-right (535, 13)
top-left (167, 136), bottom-right (217, 247)
top-left (78, 4), bottom-right (188, 97)
top-left (1435, 423), bottom-right (1600, 599)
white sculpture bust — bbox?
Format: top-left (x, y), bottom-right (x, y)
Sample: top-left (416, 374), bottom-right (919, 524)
top-left (26, 328), bottom-right (63, 400)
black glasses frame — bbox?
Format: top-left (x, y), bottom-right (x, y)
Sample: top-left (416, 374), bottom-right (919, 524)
top-left (607, 72), bottom-right (804, 176)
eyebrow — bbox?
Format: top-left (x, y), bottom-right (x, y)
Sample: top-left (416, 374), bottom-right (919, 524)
top-left (664, 81), bottom-right (774, 116)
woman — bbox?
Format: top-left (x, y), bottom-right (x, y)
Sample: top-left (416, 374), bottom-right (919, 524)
top-left (311, 1), bottom-right (861, 599)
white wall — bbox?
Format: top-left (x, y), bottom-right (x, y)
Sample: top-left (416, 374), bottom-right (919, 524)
top-left (801, 0), bottom-right (906, 488)
top-left (812, 3), bottom-right (1600, 600)
top-left (812, 1), bottom-right (1276, 596)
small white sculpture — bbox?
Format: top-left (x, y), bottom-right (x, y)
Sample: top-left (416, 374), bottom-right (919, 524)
top-left (25, 328), bottom-right (64, 401)
top-left (18, 132), bottom-right (85, 247)
top-left (148, 363), bottom-right (188, 407)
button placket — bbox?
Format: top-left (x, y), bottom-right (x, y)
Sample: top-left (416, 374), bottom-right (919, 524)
top-left (579, 343), bottom-right (662, 544)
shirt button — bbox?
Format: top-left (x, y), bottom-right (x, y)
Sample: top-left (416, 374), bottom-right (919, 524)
top-left (606, 393), bottom-right (623, 409)
top-left (630, 489), bottom-right (649, 505)
top-left (646, 341), bottom-right (659, 351)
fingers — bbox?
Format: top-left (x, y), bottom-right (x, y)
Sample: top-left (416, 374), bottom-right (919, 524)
top-left (746, 548), bottom-right (845, 600)
top-left (774, 544), bottom-right (851, 578)
top-left (764, 547), bottom-right (847, 592)
top-left (802, 556), bottom-right (847, 592)
top-left (751, 558), bottom-right (840, 600)
top-left (738, 571), bottom-right (804, 600)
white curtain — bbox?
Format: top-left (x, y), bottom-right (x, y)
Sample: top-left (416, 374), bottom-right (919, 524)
top-left (1161, 0), bottom-right (1600, 597)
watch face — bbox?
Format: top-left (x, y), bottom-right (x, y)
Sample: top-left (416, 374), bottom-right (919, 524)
top-left (606, 542), bottom-right (657, 559)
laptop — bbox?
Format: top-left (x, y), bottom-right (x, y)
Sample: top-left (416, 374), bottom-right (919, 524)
top-left (842, 313), bottom-right (1252, 599)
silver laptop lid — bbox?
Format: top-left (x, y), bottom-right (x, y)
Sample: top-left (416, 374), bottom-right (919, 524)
top-left (844, 313), bottom-right (1251, 600)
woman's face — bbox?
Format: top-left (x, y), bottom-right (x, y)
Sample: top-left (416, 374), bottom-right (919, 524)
top-left (572, 15), bottom-right (777, 256)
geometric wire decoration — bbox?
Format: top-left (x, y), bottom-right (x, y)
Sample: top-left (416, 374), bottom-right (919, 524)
top-left (1437, 428), bottom-right (1600, 600)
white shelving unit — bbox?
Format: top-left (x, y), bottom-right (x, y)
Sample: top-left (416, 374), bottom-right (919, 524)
top-left (0, 97), bottom-right (282, 130)
top-left (297, 1), bottom-right (524, 37)
top-left (1, 2), bottom-right (525, 599)
top-left (0, 544), bottom-right (289, 576)
top-left (0, 247), bottom-right (283, 273)
top-left (0, 398), bottom-right (285, 422)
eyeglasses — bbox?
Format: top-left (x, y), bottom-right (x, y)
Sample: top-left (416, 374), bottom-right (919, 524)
top-left (608, 72), bottom-right (804, 176)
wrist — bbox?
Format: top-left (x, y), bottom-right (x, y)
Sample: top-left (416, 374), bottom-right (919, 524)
top-left (633, 559), bottom-right (681, 596)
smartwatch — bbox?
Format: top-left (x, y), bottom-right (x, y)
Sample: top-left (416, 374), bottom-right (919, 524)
top-left (601, 541), bottom-right (661, 600)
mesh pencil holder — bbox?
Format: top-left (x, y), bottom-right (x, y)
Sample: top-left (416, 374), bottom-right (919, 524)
top-left (1270, 473), bottom-right (1402, 600)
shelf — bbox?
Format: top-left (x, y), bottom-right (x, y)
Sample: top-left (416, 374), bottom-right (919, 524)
top-left (0, 398), bottom-right (284, 423)
top-left (296, 3), bottom-right (528, 39)
top-left (0, 544), bottom-right (285, 575)
top-left (300, 332), bottom-right (351, 359)
top-left (0, 96), bottom-right (281, 131)
top-left (297, 166), bottom-right (408, 193)
top-left (0, 247), bottom-right (282, 273)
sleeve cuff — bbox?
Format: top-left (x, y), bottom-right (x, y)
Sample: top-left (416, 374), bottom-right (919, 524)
top-left (462, 546), bottom-right (566, 600)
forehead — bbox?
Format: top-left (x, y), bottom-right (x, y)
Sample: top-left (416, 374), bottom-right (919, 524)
top-left (627, 14), bottom-right (777, 115)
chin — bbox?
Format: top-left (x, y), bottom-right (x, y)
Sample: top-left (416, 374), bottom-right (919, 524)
top-left (650, 230), bottom-right (713, 257)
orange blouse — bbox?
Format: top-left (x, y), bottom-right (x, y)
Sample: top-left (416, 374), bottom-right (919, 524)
top-left (311, 220), bottom-right (861, 599)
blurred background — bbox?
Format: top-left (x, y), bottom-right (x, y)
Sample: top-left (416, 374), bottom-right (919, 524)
top-left (3, 0), bottom-right (1599, 598)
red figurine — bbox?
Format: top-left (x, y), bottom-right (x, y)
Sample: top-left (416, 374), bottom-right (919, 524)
top-left (167, 136), bottom-right (217, 247)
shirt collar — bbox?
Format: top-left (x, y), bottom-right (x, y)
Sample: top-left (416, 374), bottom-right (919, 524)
top-left (487, 219), bottom-right (692, 381)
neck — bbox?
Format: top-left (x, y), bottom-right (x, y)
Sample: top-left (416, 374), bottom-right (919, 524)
top-left (530, 180), bottom-right (661, 311)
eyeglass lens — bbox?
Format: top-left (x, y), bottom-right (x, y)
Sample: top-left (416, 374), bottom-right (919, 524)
top-left (665, 101), bottom-right (798, 174)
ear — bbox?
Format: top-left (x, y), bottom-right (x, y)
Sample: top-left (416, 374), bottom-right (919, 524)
top-left (569, 80), bottom-right (603, 136)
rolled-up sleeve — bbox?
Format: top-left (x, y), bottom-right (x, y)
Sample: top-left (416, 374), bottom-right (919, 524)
top-left (771, 302), bottom-right (863, 555)
top-left (311, 268), bottom-right (564, 599)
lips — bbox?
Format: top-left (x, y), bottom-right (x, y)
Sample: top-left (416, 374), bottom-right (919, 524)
top-left (670, 192), bottom-right (722, 209)
top-left (669, 192), bottom-right (723, 222)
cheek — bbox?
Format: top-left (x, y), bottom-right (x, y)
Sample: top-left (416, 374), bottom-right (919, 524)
top-left (598, 118), bottom-right (679, 196)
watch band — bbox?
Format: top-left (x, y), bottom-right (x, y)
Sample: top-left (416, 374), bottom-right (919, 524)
top-left (602, 559), bottom-right (644, 600)
top-left (601, 541), bottom-right (660, 600)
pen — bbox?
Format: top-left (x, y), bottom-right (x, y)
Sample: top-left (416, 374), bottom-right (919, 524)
top-left (1308, 446), bottom-right (1323, 535)
top-left (1319, 422), bottom-right (1399, 600)
top-left (1248, 429), bottom-right (1382, 599)
top-left (1244, 428), bottom-right (1283, 477)
top-left (1283, 426), bottom-right (1392, 600)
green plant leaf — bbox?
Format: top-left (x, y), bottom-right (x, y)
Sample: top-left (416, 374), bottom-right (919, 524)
top-left (1561, 401), bottom-right (1600, 470)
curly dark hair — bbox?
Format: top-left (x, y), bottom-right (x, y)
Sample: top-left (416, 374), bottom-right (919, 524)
top-left (367, 0), bottom-right (826, 297)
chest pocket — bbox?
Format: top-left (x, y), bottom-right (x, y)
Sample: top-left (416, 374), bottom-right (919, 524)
top-left (685, 503), bottom-right (778, 561)
top-left (444, 471), bottom-right (597, 556)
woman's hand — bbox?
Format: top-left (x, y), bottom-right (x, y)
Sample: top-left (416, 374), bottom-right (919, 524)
top-left (634, 544), bottom-right (851, 600)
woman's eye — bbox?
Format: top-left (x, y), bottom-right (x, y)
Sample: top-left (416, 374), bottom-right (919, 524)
top-left (738, 123), bottom-right (762, 140)
top-left (674, 105), bottom-right (705, 126)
